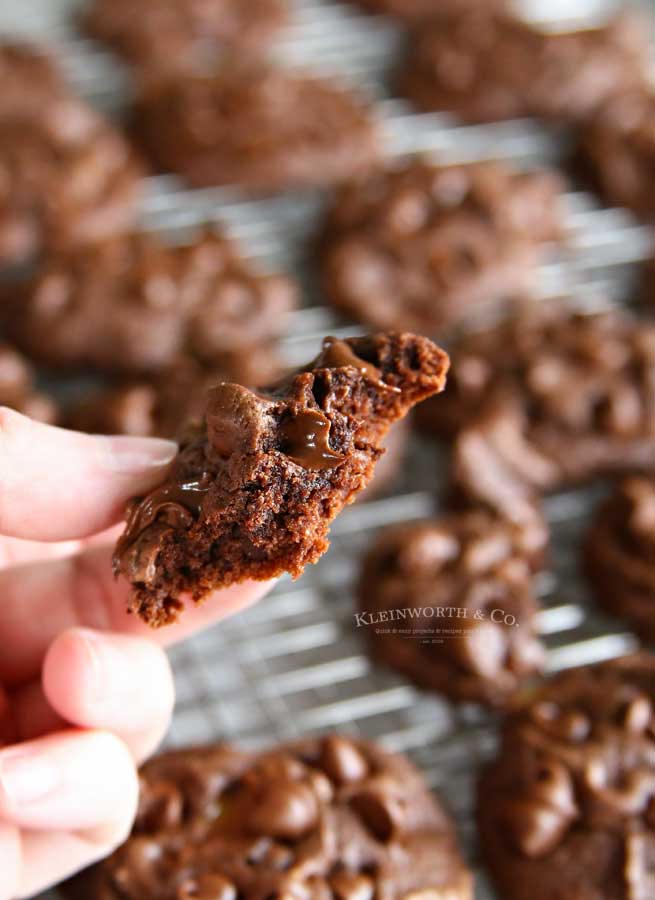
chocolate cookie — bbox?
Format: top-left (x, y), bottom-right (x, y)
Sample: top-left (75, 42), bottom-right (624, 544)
top-left (319, 159), bottom-right (564, 334)
top-left (0, 343), bottom-right (57, 424)
top-left (349, 0), bottom-right (507, 21)
top-left (134, 64), bottom-right (380, 190)
top-left (0, 98), bottom-right (141, 268)
top-left (10, 230), bottom-right (296, 374)
top-left (66, 350), bottom-right (283, 439)
top-left (113, 333), bottom-right (449, 626)
top-left (82, 0), bottom-right (287, 71)
top-left (642, 256), bottom-right (655, 309)
top-left (417, 306), bottom-right (655, 513)
top-left (0, 41), bottom-right (69, 121)
top-left (68, 368), bottom-right (408, 513)
top-left (399, 10), bottom-right (650, 124)
top-left (585, 479), bottom-right (655, 643)
top-left (576, 88), bottom-right (655, 219)
top-left (478, 654), bottom-right (655, 900)
top-left (65, 735), bottom-right (474, 899)
top-left (358, 510), bottom-right (546, 707)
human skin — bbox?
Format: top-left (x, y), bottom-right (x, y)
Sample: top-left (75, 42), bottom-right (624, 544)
top-left (0, 408), bottom-right (274, 899)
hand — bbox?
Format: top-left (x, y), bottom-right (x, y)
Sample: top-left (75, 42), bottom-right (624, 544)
top-left (0, 408), bottom-right (275, 899)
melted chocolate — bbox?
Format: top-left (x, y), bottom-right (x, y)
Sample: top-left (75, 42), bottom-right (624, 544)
top-left (279, 409), bottom-right (345, 469)
top-left (120, 472), bottom-right (213, 546)
top-left (314, 337), bottom-right (400, 392)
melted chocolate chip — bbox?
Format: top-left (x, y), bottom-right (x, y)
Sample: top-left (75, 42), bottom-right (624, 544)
top-left (315, 337), bottom-right (400, 392)
top-left (279, 409), bottom-right (346, 469)
top-left (120, 473), bottom-right (213, 547)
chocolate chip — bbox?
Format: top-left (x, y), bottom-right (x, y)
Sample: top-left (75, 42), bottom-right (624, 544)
top-left (321, 736), bottom-right (369, 785)
top-left (350, 788), bottom-right (401, 842)
top-left (330, 872), bottom-right (375, 900)
top-left (248, 782), bottom-right (319, 840)
top-left (177, 875), bottom-right (237, 900)
top-left (530, 702), bottom-right (591, 743)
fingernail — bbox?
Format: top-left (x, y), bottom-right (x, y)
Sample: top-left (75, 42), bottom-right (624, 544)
top-left (76, 629), bottom-right (130, 706)
top-left (97, 436), bottom-right (177, 474)
top-left (0, 751), bottom-right (61, 809)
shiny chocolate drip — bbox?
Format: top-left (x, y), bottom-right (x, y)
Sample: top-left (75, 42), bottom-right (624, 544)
top-left (315, 337), bottom-right (400, 392)
top-left (279, 409), bottom-right (345, 469)
top-left (120, 472), bottom-right (213, 546)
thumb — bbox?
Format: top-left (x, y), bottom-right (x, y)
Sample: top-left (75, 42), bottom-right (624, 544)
top-left (0, 408), bottom-right (177, 541)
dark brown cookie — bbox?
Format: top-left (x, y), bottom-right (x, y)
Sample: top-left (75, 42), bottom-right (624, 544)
top-left (113, 333), bottom-right (449, 626)
top-left (576, 89), bottom-right (655, 220)
top-left (0, 98), bottom-right (141, 268)
top-left (82, 0), bottom-right (287, 71)
top-left (349, 0), bottom-right (507, 21)
top-left (416, 306), bottom-right (655, 513)
top-left (642, 256), bottom-right (655, 309)
top-left (478, 654), bottom-right (655, 900)
top-left (585, 478), bottom-right (655, 643)
top-left (64, 735), bottom-right (474, 899)
top-left (134, 64), bottom-right (380, 190)
top-left (399, 9), bottom-right (650, 124)
top-left (10, 230), bottom-right (296, 374)
top-left (319, 159), bottom-right (564, 334)
top-left (0, 41), bottom-right (69, 121)
top-left (0, 343), bottom-right (57, 424)
top-left (358, 509), bottom-right (546, 707)
top-left (66, 350), bottom-right (284, 439)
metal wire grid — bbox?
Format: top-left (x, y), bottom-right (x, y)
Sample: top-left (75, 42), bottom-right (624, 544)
top-left (1, 0), bottom-right (649, 897)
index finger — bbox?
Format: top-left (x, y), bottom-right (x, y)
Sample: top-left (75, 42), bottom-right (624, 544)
top-left (0, 408), bottom-right (176, 541)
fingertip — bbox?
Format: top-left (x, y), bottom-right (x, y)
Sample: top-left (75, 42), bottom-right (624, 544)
top-left (42, 628), bottom-right (95, 725)
top-left (43, 628), bottom-right (174, 753)
top-left (0, 411), bottom-right (177, 541)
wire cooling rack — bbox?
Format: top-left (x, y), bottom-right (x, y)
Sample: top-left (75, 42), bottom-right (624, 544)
top-left (1, 0), bottom-right (652, 897)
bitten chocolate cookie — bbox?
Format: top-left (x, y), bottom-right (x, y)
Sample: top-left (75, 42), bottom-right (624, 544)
top-left (576, 89), bottom-right (655, 220)
top-left (134, 64), bottom-right (380, 190)
top-left (0, 98), bottom-right (141, 268)
top-left (417, 306), bottom-right (655, 513)
top-left (114, 333), bottom-right (449, 626)
top-left (478, 654), bottom-right (655, 900)
top-left (399, 10), bottom-right (650, 124)
top-left (0, 41), bottom-right (69, 121)
top-left (0, 343), bottom-right (57, 423)
top-left (320, 159), bottom-right (564, 334)
top-left (82, 0), bottom-right (287, 71)
top-left (10, 230), bottom-right (296, 374)
top-left (585, 479), bottom-right (655, 643)
top-left (358, 510), bottom-right (546, 707)
top-left (64, 735), bottom-right (474, 899)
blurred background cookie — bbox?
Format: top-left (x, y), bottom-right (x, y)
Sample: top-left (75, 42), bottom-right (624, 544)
top-left (576, 88), bottom-right (655, 220)
top-left (585, 478), bottom-right (655, 643)
top-left (319, 159), bottom-right (564, 334)
top-left (399, 10), bottom-right (651, 124)
top-left (133, 64), bottom-right (380, 190)
top-left (9, 229), bottom-right (296, 374)
top-left (81, 0), bottom-right (288, 73)
top-left (0, 342), bottom-right (58, 424)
